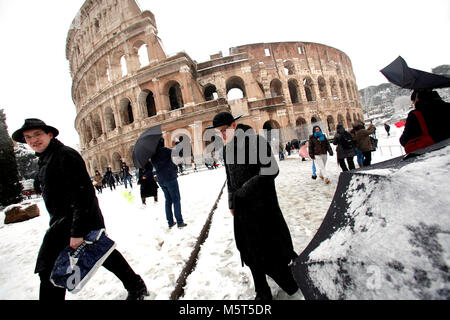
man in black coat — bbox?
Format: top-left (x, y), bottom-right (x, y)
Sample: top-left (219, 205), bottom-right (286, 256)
top-left (12, 118), bottom-right (148, 300)
top-left (208, 112), bottom-right (299, 300)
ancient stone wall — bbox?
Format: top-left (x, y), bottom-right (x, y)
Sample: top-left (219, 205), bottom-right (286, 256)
top-left (67, 0), bottom-right (364, 175)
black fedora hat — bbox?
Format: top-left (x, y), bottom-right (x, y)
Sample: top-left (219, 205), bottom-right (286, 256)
top-left (206, 112), bottom-right (242, 129)
top-left (12, 118), bottom-right (59, 143)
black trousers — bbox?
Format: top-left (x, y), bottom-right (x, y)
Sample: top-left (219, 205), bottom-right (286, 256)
top-left (338, 157), bottom-right (355, 172)
top-left (38, 249), bottom-right (139, 300)
top-left (248, 263), bottom-right (298, 298)
top-left (362, 151), bottom-right (372, 166)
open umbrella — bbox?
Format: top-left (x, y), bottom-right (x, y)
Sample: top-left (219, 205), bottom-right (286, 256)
top-left (395, 121), bottom-right (406, 128)
top-left (291, 139), bottom-right (450, 299)
top-left (132, 125), bottom-right (162, 169)
top-left (380, 56), bottom-right (450, 89)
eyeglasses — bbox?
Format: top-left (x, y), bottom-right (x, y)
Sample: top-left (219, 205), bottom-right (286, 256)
top-left (216, 126), bottom-right (230, 134)
top-left (24, 131), bottom-right (45, 141)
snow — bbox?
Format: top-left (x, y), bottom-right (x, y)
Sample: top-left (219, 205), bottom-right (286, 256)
top-left (0, 124), bottom-right (433, 300)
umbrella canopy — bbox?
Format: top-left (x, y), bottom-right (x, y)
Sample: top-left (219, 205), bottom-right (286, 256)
top-left (291, 139), bottom-right (450, 299)
top-left (380, 56), bottom-right (450, 89)
top-left (395, 121), bottom-right (406, 128)
top-left (132, 125), bottom-right (163, 169)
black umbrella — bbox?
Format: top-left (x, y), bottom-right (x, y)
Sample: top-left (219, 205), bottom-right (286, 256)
top-left (132, 125), bottom-right (163, 169)
top-left (291, 139), bottom-right (450, 299)
top-left (380, 56), bottom-right (450, 89)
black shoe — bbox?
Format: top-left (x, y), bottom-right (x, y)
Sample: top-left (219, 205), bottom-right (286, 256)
top-left (312, 175), bottom-right (317, 180)
top-left (126, 276), bottom-right (149, 300)
top-left (177, 223), bottom-right (187, 228)
top-left (169, 222), bottom-right (176, 228)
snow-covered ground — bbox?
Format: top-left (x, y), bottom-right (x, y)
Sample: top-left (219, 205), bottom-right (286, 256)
top-left (0, 125), bottom-right (407, 300)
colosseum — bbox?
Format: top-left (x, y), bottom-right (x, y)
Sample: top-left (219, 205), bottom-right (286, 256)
top-left (66, 0), bottom-right (365, 174)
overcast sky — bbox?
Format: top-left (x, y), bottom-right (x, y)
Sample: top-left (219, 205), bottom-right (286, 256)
top-left (1, 0), bottom-right (448, 149)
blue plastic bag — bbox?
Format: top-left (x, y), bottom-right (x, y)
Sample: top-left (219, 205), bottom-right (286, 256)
top-left (50, 229), bottom-right (116, 293)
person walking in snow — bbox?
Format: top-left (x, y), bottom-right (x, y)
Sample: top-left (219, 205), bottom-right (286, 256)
top-left (150, 138), bottom-right (187, 228)
top-left (104, 167), bottom-right (116, 191)
top-left (121, 162), bottom-right (133, 189)
top-left (138, 160), bottom-right (158, 207)
top-left (93, 170), bottom-right (103, 194)
top-left (308, 125), bottom-right (334, 184)
top-left (12, 118), bottom-right (148, 300)
top-left (384, 123), bottom-right (391, 137)
top-left (208, 111), bottom-right (299, 300)
top-left (333, 124), bottom-right (356, 172)
top-left (353, 121), bottom-right (376, 167)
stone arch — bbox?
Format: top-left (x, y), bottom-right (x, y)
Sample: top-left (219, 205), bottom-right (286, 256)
top-left (82, 118), bottom-right (93, 144)
top-left (318, 76), bottom-right (327, 99)
top-left (105, 106), bottom-right (116, 132)
top-left (119, 98), bottom-right (134, 125)
top-left (346, 79), bottom-right (353, 100)
top-left (283, 60), bottom-right (295, 75)
top-left (263, 119), bottom-right (281, 143)
top-left (339, 79), bottom-right (347, 100)
top-left (295, 117), bottom-right (308, 140)
top-left (133, 40), bottom-right (150, 68)
top-left (270, 78), bottom-right (283, 97)
top-left (120, 55), bottom-right (128, 77)
top-left (111, 152), bottom-right (122, 171)
top-left (311, 115), bottom-right (321, 124)
top-left (92, 113), bottom-right (103, 138)
top-left (226, 76), bottom-right (246, 98)
top-left (288, 78), bottom-right (301, 104)
top-left (326, 115), bottom-right (335, 133)
top-left (303, 77), bottom-right (315, 102)
top-left (100, 156), bottom-right (108, 172)
top-left (166, 81), bottom-right (184, 110)
top-left (204, 84), bottom-right (218, 101)
top-left (139, 90), bottom-right (157, 117)
top-left (330, 77), bottom-right (338, 98)
top-left (346, 112), bottom-right (352, 129)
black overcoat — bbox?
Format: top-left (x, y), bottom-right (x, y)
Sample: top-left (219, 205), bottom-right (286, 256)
top-left (223, 124), bottom-right (297, 269)
top-left (34, 139), bottom-right (105, 273)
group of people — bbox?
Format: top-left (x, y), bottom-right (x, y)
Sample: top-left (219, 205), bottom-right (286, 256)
top-left (304, 120), bottom-right (376, 184)
top-left (92, 164), bottom-right (134, 193)
top-left (10, 87), bottom-right (448, 301)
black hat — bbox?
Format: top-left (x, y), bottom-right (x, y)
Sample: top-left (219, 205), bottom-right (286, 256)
top-left (12, 118), bottom-right (59, 143)
top-left (206, 112), bottom-right (242, 129)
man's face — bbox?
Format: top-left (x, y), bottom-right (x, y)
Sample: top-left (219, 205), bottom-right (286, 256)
top-left (216, 122), bottom-right (236, 144)
top-left (23, 128), bottom-right (53, 153)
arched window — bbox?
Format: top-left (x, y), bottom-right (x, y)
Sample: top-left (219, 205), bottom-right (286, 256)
top-left (204, 84), bottom-right (218, 101)
top-left (318, 76), bottom-right (327, 99)
top-left (327, 115), bottom-right (335, 133)
top-left (270, 79), bottom-right (283, 97)
top-left (119, 98), bottom-right (134, 125)
top-left (346, 80), bottom-right (353, 100)
top-left (168, 82), bottom-right (184, 110)
top-left (226, 76), bottom-right (246, 100)
top-left (105, 107), bottom-right (116, 132)
top-left (138, 44), bottom-right (150, 68)
top-left (339, 80), bottom-right (347, 100)
top-left (93, 113), bottom-right (103, 138)
top-left (330, 77), bottom-right (338, 98)
top-left (303, 77), bottom-right (315, 102)
top-left (120, 55), bottom-right (128, 77)
top-left (288, 79), bottom-right (300, 104)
